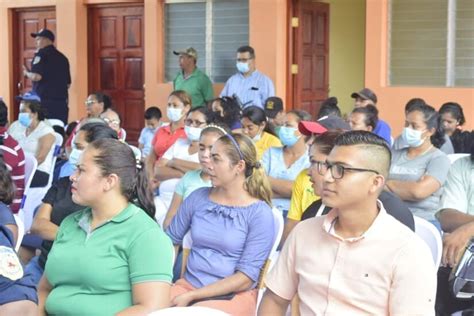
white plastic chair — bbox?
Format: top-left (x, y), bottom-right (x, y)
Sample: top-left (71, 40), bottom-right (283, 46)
top-left (129, 144), bottom-right (142, 162)
top-left (13, 214), bottom-right (25, 252)
top-left (47, 119), bottom-right (65, 130)
top-left (21, 133), bottom-right (63, 231)
top-left (448, 153), bottom-right (469, 164)
top-left (414, 216), bottom-right (442, 267)
top-left (149, 307), bottom-right (230, 316)
top-left (120, 128), bottom-right (127, 142)
top-left (256, 207), bottom-right (284, 311)
top-left (17, 153), bottom-right (38, 226)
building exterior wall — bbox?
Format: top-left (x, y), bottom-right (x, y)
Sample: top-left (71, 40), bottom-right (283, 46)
top-left (366, 0), bottom-right (473, 134)
top-left (0, 0), bottom-right (287, 123)
top-left (319, 0), bottom-right (366, 116)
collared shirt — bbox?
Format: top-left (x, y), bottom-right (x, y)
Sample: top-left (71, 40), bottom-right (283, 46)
top-left (138, 126), bottom-right (158, 157)
top-left (0, 127), bottom-right (25, 213)
top-left (173, 68), bottom-right (214, 107)
top-left (151, 125), bottom-right (186, 160)
top-left (166, 187), bottom-right (275, 289)
top-left (262, 146), bottom-right (310, 212)
top-left (439, 156), bottom-right (474, 215)
top-left (45, 203), bottom-right (173, 315)
top-left (287, 169), bottom-right (318, 221)
top-left (220, 70), bottom-right (275, 108)
top-left (31, 44), bottom-right (71, 100)
top-left (266, 202), bottom-right (436, 315)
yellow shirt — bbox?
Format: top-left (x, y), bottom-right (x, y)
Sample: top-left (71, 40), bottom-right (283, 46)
top-left (287, 169), bottom-right (318, 221)
top-left (255, 132), bottom-right (282, 160)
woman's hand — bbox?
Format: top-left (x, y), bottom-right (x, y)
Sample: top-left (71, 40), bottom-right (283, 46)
top-left (172, 291), bottom-right (195, 307)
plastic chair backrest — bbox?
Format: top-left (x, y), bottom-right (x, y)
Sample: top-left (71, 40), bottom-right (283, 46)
top-left (23, 152), bottom-right (38, 191)
top-left (120, 128), bottom-right (127, 142)
top-left (13, 214), bottom-right (24, 252)
top-left (448, 153), bottom-right (469, 164)
top-left (46, 133), bottom-right (64, 187)
top-left (129, 145), bottom-right (142, 162)
top-left (47, 119), bottom-right (65, 129)
top-left (414, 216), bottom-right (442, 267)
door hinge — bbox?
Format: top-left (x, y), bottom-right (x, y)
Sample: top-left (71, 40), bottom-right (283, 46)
top-left (291, 64), bottom-right (298, 74)
top-left (291, 17), bottom-right (299, 28)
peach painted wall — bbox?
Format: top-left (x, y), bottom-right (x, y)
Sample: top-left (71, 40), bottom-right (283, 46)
top-left (0, 0), bottom-right (287, 122)
top-left (366, 0), bottom-right (473, 135)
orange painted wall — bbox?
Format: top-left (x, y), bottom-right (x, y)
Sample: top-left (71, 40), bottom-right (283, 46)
top-left (365, 0), bottom-right (473, 135)
top-left (1, 0), bottom-right (287, 123)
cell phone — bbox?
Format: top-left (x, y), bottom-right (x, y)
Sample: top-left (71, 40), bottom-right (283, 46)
top-left (251, 87), bottom-right (259, 91)
top-left (190, 292), bottom-right (236, 305)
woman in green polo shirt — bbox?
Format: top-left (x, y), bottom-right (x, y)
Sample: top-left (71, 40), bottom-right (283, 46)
top-left (37, 139), bottom-right (174, 315)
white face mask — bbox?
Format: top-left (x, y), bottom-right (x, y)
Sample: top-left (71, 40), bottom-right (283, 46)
top-left (68, 148), bottom-right (83, 169)
top-left (167, 107), bottom-right (183, 122)
top-left (184, 125), bottom-right (203, 142)
top-left (236, 62), bottom-right (250, 73)
top-left (402, 127), bottom-right (426, 147)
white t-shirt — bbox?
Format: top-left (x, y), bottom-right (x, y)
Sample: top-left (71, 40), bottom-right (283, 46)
top-left (162, 138), bottom-right (199, 163)
top-left (439, 156), bottom-right (474, 215)
top-left (8, 120), bottom-right (55, 173)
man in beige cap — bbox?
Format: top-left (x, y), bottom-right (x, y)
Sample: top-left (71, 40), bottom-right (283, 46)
top-left (173, 47), bottom-right (213, 108)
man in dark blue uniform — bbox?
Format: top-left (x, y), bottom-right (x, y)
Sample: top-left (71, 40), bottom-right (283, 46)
top-left (22, 29), bottom-right (71, 124)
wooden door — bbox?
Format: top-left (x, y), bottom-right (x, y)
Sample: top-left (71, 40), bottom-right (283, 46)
top-left (12, 8), bottom-right (56, 119)
top-left (89, 5), bottom-right (144, 144)
top-left (292, 1), bottom-right (329, 118)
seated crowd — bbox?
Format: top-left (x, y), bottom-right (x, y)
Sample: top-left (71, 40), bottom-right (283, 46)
top-left (0, 45), bottom-right (473, 316)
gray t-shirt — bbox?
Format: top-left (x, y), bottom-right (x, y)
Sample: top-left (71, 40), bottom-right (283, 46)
top-left (389, 147), bottom-right (450, 220)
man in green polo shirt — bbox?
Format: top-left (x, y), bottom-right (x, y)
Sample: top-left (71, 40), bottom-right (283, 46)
top-left (173, 47), bottom-right (214, 108)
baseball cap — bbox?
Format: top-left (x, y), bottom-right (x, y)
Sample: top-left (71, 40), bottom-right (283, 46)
top-left (264, 97), bottom-right (283, 119)
top-left (298, 121), bottom-right (327, 136)
top-left (351, 88), bottom-right (377, 104)
top-left (173, 47), bottom-right (198, 60)
top-left (317, 115), bottom-right (351, 131)
top-left (16, 91), bottom-right (41, 103)
top-left (30, 28), bottom-right (55, 42)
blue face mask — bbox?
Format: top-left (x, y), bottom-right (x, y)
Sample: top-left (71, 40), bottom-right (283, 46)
top-left (68, 148), bottom-right (83, 169)
top-left (402, 127), bottom-right (425, 147)
top-left (278, 126), bottom-right (300, 147)
top-left (167, 107), bottom-right (183, 122)
top-left (18, 113), bottom-right (32, 128)
top-left (184, 125), bottom-right (203, 142)
top-left (236, 62), bottom-right (250, 73)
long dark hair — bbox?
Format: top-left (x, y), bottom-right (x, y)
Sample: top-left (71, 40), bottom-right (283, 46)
top-left (211, 97), bottom-right (242, 130)
top-left (439, 102), bottom-right (465, 126)
top-left (89, 139), bottom-right (155, 219)
top-left (407, 104), bottom-right (445, 149)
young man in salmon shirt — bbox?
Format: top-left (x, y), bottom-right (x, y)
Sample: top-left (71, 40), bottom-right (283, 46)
top-left (259, 131), bottom-right (436, 315)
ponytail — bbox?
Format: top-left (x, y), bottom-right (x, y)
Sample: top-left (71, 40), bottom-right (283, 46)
top-left (132, 162), bottom-right (156, 219)
top-left (218, 133), bottom-right (273, 206)
top-left (244, 161), bottom-right (273, 206)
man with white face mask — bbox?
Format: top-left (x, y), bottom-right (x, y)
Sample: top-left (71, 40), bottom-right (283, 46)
top-left (220, 46), bottom-right (275, 109)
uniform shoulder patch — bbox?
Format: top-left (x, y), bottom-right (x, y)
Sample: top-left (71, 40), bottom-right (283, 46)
top-left (33, 56), bottom-right (41, 65)
top-left (0, 245), bottom-right (23, 281)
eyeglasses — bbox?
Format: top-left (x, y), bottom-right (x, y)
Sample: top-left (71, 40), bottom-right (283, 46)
top-left (185, 119), bottom-right (206, 127)
top-left (316, 161), bottom-right (379, 179)
top-left (84, 100), bottom-right (97, 106)
top-left (102, 117), bottom-right (120, 126)
top-left (236, 58), bottom-right (252, 62)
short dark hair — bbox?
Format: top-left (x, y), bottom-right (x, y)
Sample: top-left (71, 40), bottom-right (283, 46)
top-left (407, 104), bottom-right (445, 149)
top-left (237, 45), bottom-right (255, 59)
top-left (144, 107), bottom-right (162, 120)
top-left (318, 97), bottom-right (341, 119)
top-left (0, 100), bottom-right (8, 127)
top-left (90, 92), bottom-right (112, 112)
top-left (352, 105), bottom-right (379, 131)
top-left (439, 102), bottom-right (465, 126)
top-left (79, 122), bottom-right (118, 143)
top-left (334, 130), bottom-right (392, 177)
top-left (312, 130), bottom-right (345, 155)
